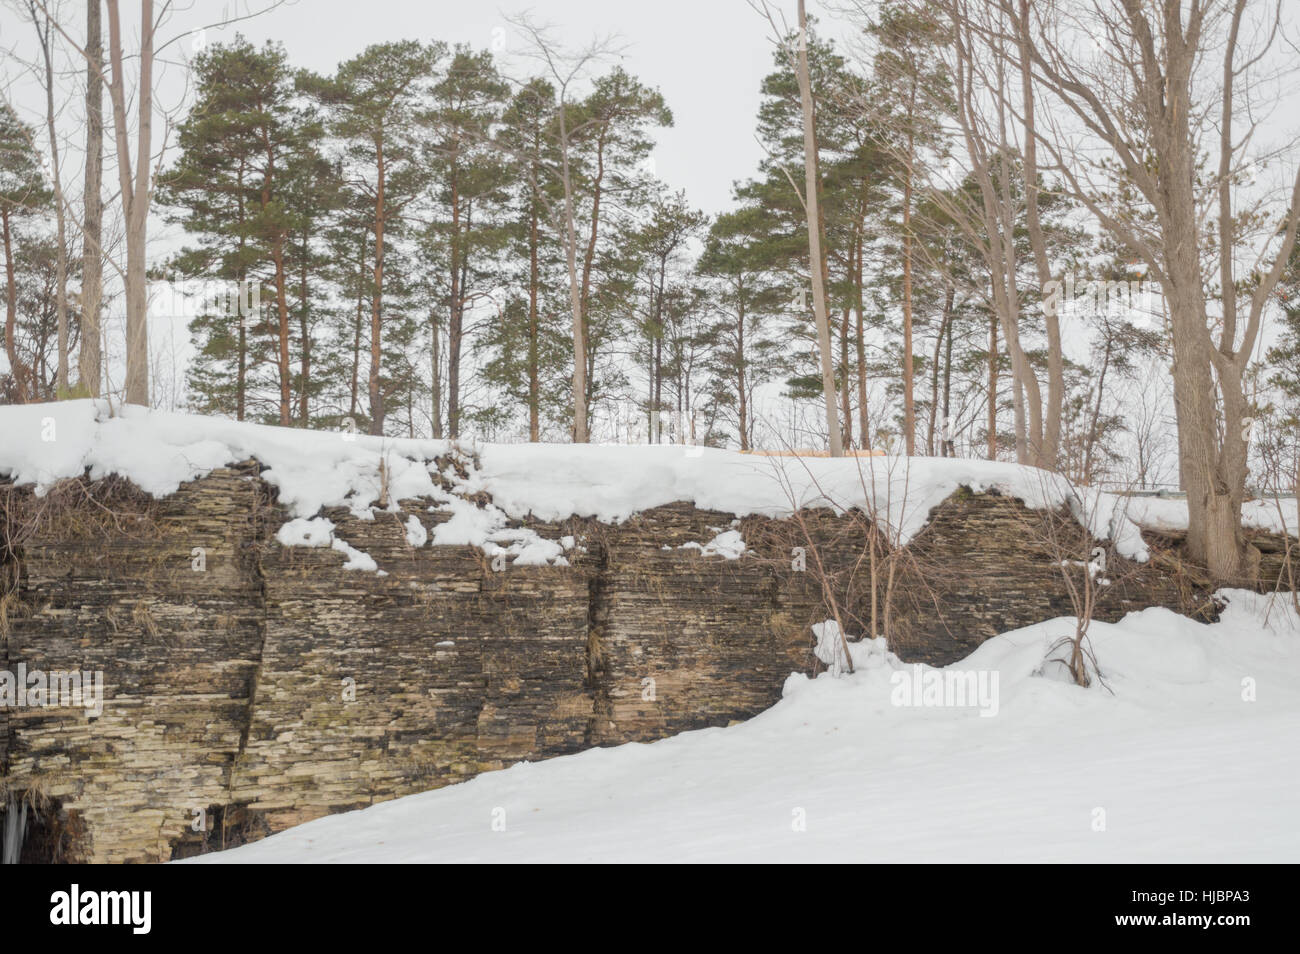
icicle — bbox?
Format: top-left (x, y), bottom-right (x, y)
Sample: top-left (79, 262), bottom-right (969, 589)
top-left (1, 795), bottom-right (28, 864)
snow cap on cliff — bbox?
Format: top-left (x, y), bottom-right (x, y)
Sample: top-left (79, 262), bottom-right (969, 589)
top-left (2, 400), bottom-right (1289, 560)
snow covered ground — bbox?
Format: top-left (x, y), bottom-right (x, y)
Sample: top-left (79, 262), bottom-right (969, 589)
top-left (186, 589), bottom-right (1300, 864)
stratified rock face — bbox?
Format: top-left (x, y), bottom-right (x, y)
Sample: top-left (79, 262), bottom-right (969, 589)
top-left (0, 468), bottom-right (1277, 862)
top-left (0, 468), bottom-right (267, 863)
top-left (0, 469), bottom-right (828, 862)
top-left (243, 500), bottom-right (595, 836)
top-left (884, 490), bottom-right (1221, 664)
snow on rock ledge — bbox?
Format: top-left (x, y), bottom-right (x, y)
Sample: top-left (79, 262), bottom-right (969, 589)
top-left (5, 399), bottom-right (1284, 566)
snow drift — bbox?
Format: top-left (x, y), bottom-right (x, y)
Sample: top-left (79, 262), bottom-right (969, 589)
top-left (182, 589), bottom-right (1300, 863)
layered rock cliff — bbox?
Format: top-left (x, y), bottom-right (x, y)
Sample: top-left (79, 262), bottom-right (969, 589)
top-left (0, 405), bottom-right (1293, 862)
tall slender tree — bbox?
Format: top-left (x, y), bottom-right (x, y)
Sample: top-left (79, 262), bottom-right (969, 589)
top-left (312, 40), bottom-right (441, 434)
top-left (104, 0), bottom-right (155, 406)
top-left (420, 46), bottom-right (510, 438)
top-left (79, 0), bottom-right (103, 397)
top-left (0, 104), bottom-right (51, 403)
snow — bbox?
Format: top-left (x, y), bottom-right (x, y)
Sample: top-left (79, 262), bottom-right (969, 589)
top-left (331, 537), bottom-right (379, 573)
top-left (274, 515), bottom-right (380, 572)
top-left (466, 441), bottom-right (1163, 558)
top-left (1, 400), bottom-right (1250, 570)
top-left (403, 515), bottom-right (428, 548)
top-left (811, 619), bottom-right (851, 675)
top-left (0, 401), bottom-right (449, 513)
top-left (276, 517), bottom-right (335, 548)
top-left (677, 527), bottom-right (746, 559)
top-left (1125, 494), bottom-right (1299, 538)
top-left (181, 588), bottom-right (1300, 863)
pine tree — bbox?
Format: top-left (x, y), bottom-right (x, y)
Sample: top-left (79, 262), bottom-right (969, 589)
top-left (567, 67), bottom-right (672, 434)
top-left (311, 40), bottom-right (442, 435)
top-left (626, 188), bottom-right (706, 442)
top-left (476, 78), bottom-right (570, 440)
top-left (0, 102), bottom-right (52, 404)
top-left (866, 0), bottom-right (951, 454)
top-left (734, 22), bottom-right (870, 449)
top-left (697, 205), bottom-right (788, 450)
top-left (419, 46), bottom-right (511, 438)
top-left (159, 38), bottom-right (324, 424)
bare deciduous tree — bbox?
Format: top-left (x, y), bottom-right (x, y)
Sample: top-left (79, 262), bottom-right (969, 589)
top-left (1003, 0), bottom-right (1300, 581)
top-left (104, 0), bottom-right (153, 406)
top-left (795, 0), bottom-right (845, 457)
top-left (79, 0), bottom-right (103, 397)
top-left (507, 15), bottom-right (623, 444)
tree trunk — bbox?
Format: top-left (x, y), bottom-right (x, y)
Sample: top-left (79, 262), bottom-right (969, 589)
top-left (558, 104), bottom-right (588, 443)
top-left (987, 313), bottom-right (997, 459)
top-left (33, 4), bottom-right (70, 394)
top-left (3, 210), bottom-right (29, 402)
top-left (651, 258), bottom-right (667, 443)
top-left (272, 236), bottom-right (291, 426)
top-left (527, 169), bottom-right (540, 442)
top-left (737, 286), bottom-right (749, 452)
top-left (1015, 0), bottom-right (1062, 469)
top-left (1082, 331), bottom-right (1112, 484)
top-left (840, 297), bottom-right (852, 449)
top-left (106, 0), bottom-right (152, 407)
top-left (447, 175), bottom-right (463, 438)
top-left (927, 285), bottom-right (953, 455)
top-left (796, 0), bottom-right (843, 458)
top-left (941, 312), bottom-right (953, 456)
top-left (79, 0), bottom-right (103, 397)
top-left (901, 121), bottom-right (917, 455)
top-left (854, 232), bottom-right (868, 448)
top-left (350, 234), bottom-right (363, 418)
top-left (578, 131), bottom-right (608, 424)
top-left (298, 225), bottom-right (311, 425)
top-left (993, 121), bottom-right (1042, 465)
top-left (1163, 35), bottom-right (1247, 581)
top-left (261, 149), bottom-right (291, 426)
top-left (430, 313), bottom-right (443, 440)
top-left (368, 136), bottom-right (385, 435)
top-left (105, 0), bottom-right (152, 407)
top-left (234, 161), bottom-right (248, 421)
